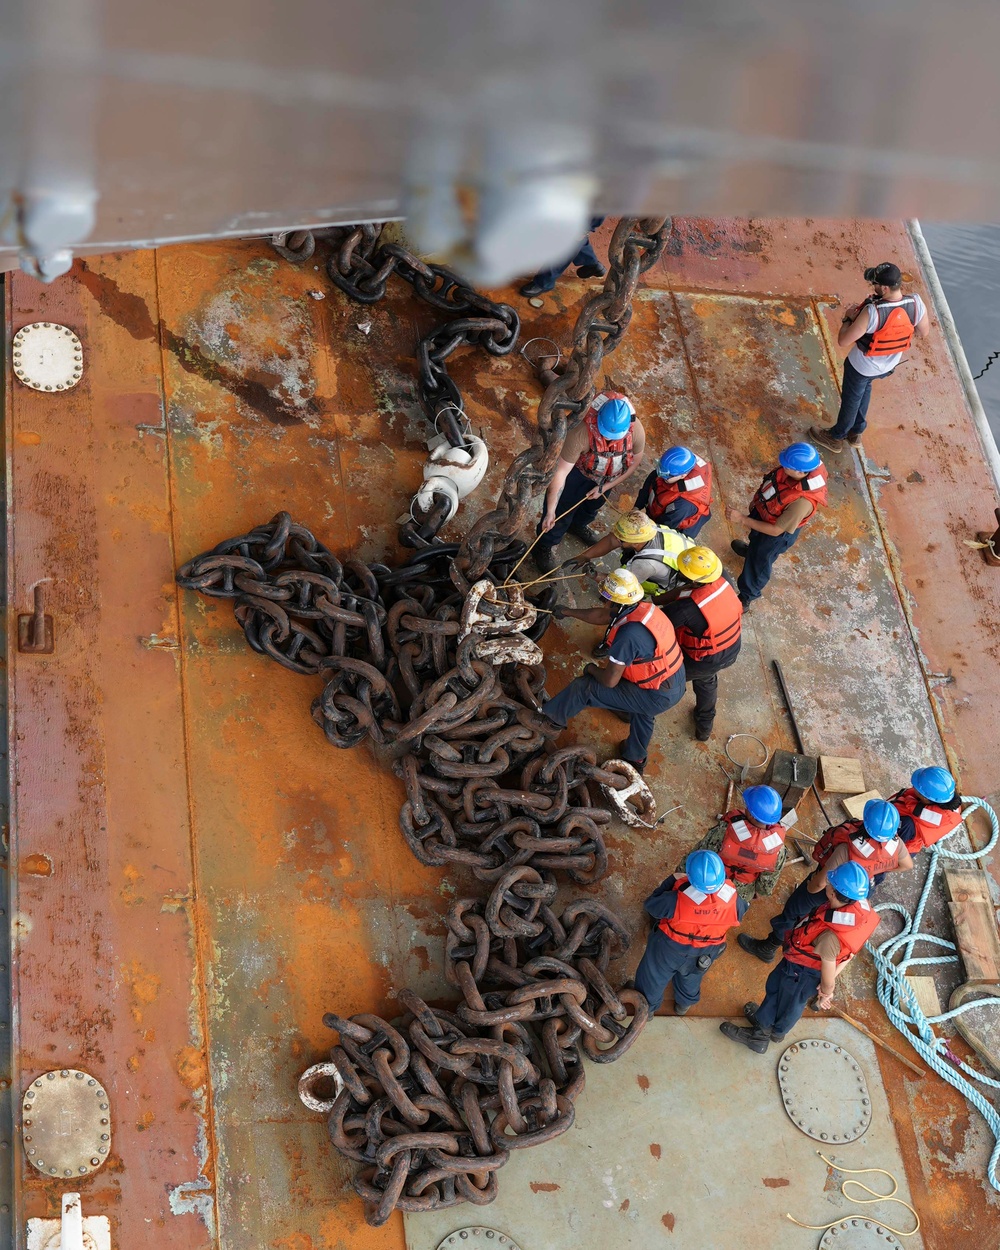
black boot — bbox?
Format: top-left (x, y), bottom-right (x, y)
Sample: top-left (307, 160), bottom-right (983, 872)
top-left (738, 933), bottom-right (780, 963)
top-left (720, 1021), bottom-right (770, 1053)
top-left (743, 1001), bottom-right (786, 1043)
top-left (535, 543), bottom-right (561, 574)
top-left (730, 538), bottom-right (749, 558)
top-left (694, 717), bottom-right (714, 742)
top-left (570, 522), bottom-right (603, 545)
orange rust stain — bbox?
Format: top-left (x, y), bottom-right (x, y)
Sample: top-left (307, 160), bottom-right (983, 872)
top-left (774, 307), bottom-right (797, 326)
top-left (127, 1055), bottom-right (140, 1072)
top-left (120, 863), bottom-right (146, 906)
top-left (529, 1182), bottom-right (560, 1193)
top-left (22, 853), bottom-right (53, 877)
top-left (619, 1199), bottom-right (630, 1212)
top-left (175, 1045), bottom-right (208, 1091)
top-left (763, 1177), bottom-right (789, 1188)
top-left (15, 430), bottom-right (41, 445)
top-left (650, 1143), bottom-right (662, 1160)
top-left (636, 1074), bottom-right (650, 1093)
top-left (268, 1235), bottom-right (314, 1250)
top-left (124, 961), bottom-right (161, 1005)
top-left (661, 1213), bottom-right (676, 1231)
top-left (136, 1109), bottom-right (155, 1132)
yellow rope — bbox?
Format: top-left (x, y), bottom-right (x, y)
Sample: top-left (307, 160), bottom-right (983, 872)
top-left (504, 496), bottom-right (590, 583)
top-left (785, 1152), bottom-right (920, 1236)
top-left (516, 571), bottom-right (592, 591)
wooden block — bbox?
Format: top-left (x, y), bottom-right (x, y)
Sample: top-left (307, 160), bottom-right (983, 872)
top-left (818, 755), bottom-right (867, 794)
top-left (943, 867), bottom-right (992, 904)
top-left (906, 975), bottom-right (942, 1018)
top-left (842, 789), bottom-right (883, 820)
top-left (948, 900), bottom-right (1000, 984)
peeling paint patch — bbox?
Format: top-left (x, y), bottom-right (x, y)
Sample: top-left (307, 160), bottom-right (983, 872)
top-left (168, 1177), bottom-right (216, 1238)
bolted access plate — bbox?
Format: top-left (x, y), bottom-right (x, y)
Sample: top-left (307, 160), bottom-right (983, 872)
top-left (436, 1229), bottom-right (524, 1250)
top-left (819, 1218), bottom-right (905, 1249)
top-left (12, 322), bottom-right (84, 392)
top-left (22, 1069), bottom-right (112, 1177)
top-left (777, 1039), bottom-right (871, 1143)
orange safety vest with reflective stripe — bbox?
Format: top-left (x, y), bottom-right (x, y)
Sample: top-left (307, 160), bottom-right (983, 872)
top-left (858, 297), bottom-right (918, 357)
top-left (750, 466), bottom-right (828, 528)
top-left (674, 576), bottom-right (743, 660)
top-left (650, 456), bottom-right (713, 528)
top-left (889, 788), bottom-right (964, 854)
top-left (718, 811), bottom-right (785, 883)
top-left (813, 820), bottom-right (904, 879)
top-left (784, 899), bottom-right (880, 970)
top-left (657, 875), bottom-right (740, 946)
top-left (577, 392), bottom-right (635, 482)
top-left (605, 603), bottom-right (683, 691)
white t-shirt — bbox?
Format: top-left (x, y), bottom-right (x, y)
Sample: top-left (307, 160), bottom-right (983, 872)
top-left (848, 293), bottom-right (926, 378)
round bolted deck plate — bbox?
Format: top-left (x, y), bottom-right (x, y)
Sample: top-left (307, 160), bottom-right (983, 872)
top-left (21, 1068), bottom-right (112, 1177)
top-left (436, 1229), bottom-right (523, 1250)
top-left (819, 1219), bottom-right (905, 1249)
top-left (11, 322), bottom-right (84, 392)
top-left (777, 1039), bottom-right (872, 1143)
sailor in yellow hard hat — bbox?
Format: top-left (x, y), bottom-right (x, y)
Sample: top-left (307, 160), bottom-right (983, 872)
top-left (565, 508), bottom-right (696, 597)
top-left (652, 546), bottom-right (743, 741)
top-left (539, 569), bottom-right (687, 773)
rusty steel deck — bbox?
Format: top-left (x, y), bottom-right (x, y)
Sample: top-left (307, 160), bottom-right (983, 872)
top-left (5, 219), bottom-right (1000, 1249)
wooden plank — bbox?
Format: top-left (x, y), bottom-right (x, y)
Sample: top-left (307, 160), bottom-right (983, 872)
top-left (842, 789), bottom-right (883, 820)
top-left (943, 867), bottom-right (992, 904)
top-left (949, 900), bottom-right (1000, 983)
top-left (906, 975), bottom-right (943, 1018)
top-left (818, 755), bottom-right (867, 794)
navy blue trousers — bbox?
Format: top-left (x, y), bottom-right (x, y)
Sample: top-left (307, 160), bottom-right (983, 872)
top-left (767, 876), bottom-right (824, 942)
top-left (754, 959), bottom-right (822, 1036)
top-left (536, 466), bottom-right (607, 550)
top-left (635, 927), bottom-right (726, 1011)
top-left (829, 358), bottom-right (880, 440)
top-left (542, 668), bottom-right (685, 763)
top-left (526, 217), bottom-right (605, 292)
top-left (656, 498), bottom-right (710, 537)
top-left (736, 528), bottom-right (800, 604)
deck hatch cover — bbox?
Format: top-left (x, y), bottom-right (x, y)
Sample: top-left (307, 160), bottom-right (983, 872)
top-left (777, 1039), bottom-right (871, 1143)
top-left (21, 1069), bottom-right (112, 1176)
top-left (819, 1220), bottom-right (905, 1248)
top-left (436, 1230), bottom-right (524, 1250)
top-left (11, 323), bottom-right (84, 392)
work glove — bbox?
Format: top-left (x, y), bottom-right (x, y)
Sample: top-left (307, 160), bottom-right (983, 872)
top-left (552, 603), bottom-right (570, 620)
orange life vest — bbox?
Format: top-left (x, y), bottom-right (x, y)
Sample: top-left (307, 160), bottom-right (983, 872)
top-left (784, 898), bottom-right (880, 970)
top-left (858, 297), bottom-right (918, 357)
top-left (674, 576), bottom-right (743, 660)
top-left (890, 787), bottom-right (964, 854)
top-left (577, 391), bottom-right (635, 483)
top-left (657, 874), bottom-right (740, 946)
top-left (813, 820), bottom-right (904, 879)
top-left (605, 603), bottom-right (683, 691)
top-left (750, 466), bottom-right (828, 528)
top-left (718, 811), bottom-right (785, 883)
top-left (649, 456), bottom-right (712, 528)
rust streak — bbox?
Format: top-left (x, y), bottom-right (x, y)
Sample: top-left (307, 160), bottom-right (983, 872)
top-left (529, 1182), bottom-right (560, 1193)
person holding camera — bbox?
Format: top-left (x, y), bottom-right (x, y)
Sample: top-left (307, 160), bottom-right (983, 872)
top-left (810, 261), bottom-right (930, 454)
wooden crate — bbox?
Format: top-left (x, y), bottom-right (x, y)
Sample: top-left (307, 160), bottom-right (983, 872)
top-left (818, 755), bottom-right (866, 794)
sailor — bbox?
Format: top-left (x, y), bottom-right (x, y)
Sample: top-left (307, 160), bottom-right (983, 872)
top-left (566, 510), bottom-right (696, 607)
top-left (890, 766), bottom-right (964, 855)
top-left (727, 442), bottom-right (828, 607)
top-left (721, 861), bottom-right (881, 1052)
top-left (654, 546), bottom-right (743, 741)
top-left (737, 799), bottom-right (909, 964)
top-left (536, 390), bottom-right (646, 572)
top-left (810, 262), bottom-right (930, 454)
top-left (681, 785), bottom-right (788, 903)
top-left (634, 850), bottom-right (747, 1015)
top-left (634, 445), bottom-right (713, 537)
top-left (519, 216), bottom-right (606, 298)
top-left (543, 569), bottom-right (685, 774)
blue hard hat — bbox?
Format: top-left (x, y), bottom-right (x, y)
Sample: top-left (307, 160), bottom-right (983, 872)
top-left (597, 397), bottom-right (634, 439)
top-left (658, 445), bottom-right (697, 479)
top-left (743, 785), bottom-right (783, 825)
top-left (862, 799), bottom-right (900, 842)
top-left (911, 765), bottom-right (956, 804)
top-left (827, 860), bottom-right (871, 902)
top-left (685, 849), bottom-right (727, 894)
top-left (778, 442), bottom-right (822, 473)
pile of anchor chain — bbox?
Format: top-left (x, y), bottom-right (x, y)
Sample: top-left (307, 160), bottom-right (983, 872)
top-left (301, 873), bottom-right (648, 1225)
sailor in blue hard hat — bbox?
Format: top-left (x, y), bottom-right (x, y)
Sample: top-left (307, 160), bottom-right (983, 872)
top-left (535, 389), bottom-right (646, 572)
top-left (633, 850), bottom-right (748, 1016)
top-left (727, 443), bottom-right (828, 606)
top-left (678, 785), bottom-right (789, 902)
top-left (634, 444), bottom-right (714, 537)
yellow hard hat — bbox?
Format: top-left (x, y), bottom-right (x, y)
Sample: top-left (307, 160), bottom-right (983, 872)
top-left (613, 509), bottom-right (657, 546)
top-left (676, 546), bottom-right (723, 584)
top-left (599, 568), bottom-right (644, 606)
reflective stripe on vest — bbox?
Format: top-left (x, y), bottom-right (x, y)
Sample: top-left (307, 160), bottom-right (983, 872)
top-left (750, 466), bottom-right (828, 527)
top-left (650, 456), bottom-right (712, 528)
top-left (784, 898), bottom-right (880, 970)
top-left (859, 297), bottom-right (917, 357)
top-left (674, 576), bottom-right (743, 660)
top-left (577, 392), bottom-right (635, 482)
top-left (890, 788), bottom-right (964, 853)
top-left (814, 820), bottom-right (902, 879)
top-left (628, 525), bottom-right (696, 572)
top-left (605, 603), bottom-right (683, 690)
top-left (658, 876), bottom-right (739, 946)
top-left (718, 812), bottom-right (785, 883)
